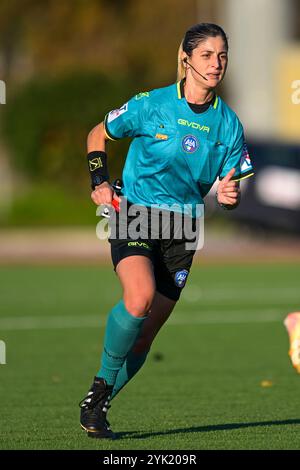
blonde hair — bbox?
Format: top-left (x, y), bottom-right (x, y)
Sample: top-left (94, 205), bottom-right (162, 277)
top-left (176, 40), bottom-right (186, 82)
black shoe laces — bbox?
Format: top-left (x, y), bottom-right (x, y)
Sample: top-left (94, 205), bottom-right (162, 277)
top-left (79, 390), bottom-right (110, 410)
top-left (79, 392), bottom-right (111, 430)
top-left (79, 389), bottom-right (112, 428)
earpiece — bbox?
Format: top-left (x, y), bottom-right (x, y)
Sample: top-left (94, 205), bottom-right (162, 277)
top-left (181, 57), bottom-right (208, 81)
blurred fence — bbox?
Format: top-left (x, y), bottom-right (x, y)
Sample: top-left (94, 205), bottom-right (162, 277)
top-left (228, 141), bottom-right (300, 233)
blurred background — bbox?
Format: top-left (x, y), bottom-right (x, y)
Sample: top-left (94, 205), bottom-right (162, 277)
top-left (0, 0), bottom-right (300, 262)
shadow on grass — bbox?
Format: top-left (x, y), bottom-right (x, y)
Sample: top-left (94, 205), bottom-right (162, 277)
top-left (116, 418), bottom-right (300, 440)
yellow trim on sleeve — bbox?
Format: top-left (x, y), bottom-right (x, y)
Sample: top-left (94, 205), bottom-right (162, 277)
top-left (177, 81), bottom-right (182, 99)
top-left (233, 172), bottom-right (254, 182)
top-left (103, 115), bottom-right (117, 141)
top-left (104, 125), bottom-right (117, 142)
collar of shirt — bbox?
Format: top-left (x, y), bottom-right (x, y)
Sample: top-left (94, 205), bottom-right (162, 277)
top-left (179, 79), bottom-right (217, 114)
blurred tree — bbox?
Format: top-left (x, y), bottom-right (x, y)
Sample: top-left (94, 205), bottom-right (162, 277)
top-left (2, 72), bottom-right (136, 187)
top-left (0, 0), bottom-right (31, 81)
top-left (0, 0), bottom-right (201, 86)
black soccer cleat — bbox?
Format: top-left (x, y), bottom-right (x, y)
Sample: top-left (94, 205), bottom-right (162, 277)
top-left (79, 377), bottom-right (116, 439)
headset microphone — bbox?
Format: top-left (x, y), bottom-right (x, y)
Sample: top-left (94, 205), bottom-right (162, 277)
top-left (183, 57), bottom-right (208, 81)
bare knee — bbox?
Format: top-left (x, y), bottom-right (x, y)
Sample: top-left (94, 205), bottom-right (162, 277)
top-left (124, 292), bottom-right (154, 318)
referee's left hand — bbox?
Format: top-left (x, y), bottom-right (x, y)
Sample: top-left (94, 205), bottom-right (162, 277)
top-left (217, 168), bottom-right (241, 208)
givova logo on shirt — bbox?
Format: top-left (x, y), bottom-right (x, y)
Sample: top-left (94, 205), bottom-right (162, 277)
top-left (182, 135), bottom-right (199, 153)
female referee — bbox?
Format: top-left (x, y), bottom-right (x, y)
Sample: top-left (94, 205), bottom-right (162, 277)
top-left (79, 23), bottom-right (254, 439)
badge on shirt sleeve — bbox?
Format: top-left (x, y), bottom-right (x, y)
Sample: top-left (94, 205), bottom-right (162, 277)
top-left (107, 103), bottom-right (128, 123)
top-left (240, 143), bottom-right (252, 173)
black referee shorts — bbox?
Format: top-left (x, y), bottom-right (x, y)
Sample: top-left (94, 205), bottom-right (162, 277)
top-left (108, 201), bottom-right (197, 301)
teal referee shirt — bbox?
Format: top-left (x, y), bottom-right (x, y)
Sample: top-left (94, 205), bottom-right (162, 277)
top-left (104, 80), bottom-right (254, 217)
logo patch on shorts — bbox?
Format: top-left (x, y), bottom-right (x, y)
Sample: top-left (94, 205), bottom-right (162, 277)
top-left (182, 135), bottom-right (199, 153)
top-left (174, 269), bottom-right (189, 288)
top-left (128, 241), bottom-right (150, 250)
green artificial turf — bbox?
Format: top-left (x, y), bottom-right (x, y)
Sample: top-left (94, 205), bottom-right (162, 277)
top-left (0, 263), bottom-right (300, 450)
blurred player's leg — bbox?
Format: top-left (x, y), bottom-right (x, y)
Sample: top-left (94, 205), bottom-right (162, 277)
top-left (111, 291), bottom-right (176, 399)
top-left (284, 312), bottom-right (300, 373)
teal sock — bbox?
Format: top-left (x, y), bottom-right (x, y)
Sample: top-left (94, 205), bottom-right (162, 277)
top-left (111, 349), bottom-right (149, 400)
top-left (97, 300), bottom-right (146, 386)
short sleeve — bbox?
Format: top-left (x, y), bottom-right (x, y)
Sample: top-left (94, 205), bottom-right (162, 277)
top-left (219, 122), bottom-right (254, 182)
top-left (103, 95), bottom-right (144, 140)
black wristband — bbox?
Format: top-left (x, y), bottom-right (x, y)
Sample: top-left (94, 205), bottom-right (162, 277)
top-left (87, 151), bottom-right (109, 190)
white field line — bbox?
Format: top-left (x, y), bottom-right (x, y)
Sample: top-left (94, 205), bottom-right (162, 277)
top-left (2, 286), bottom-right (298, 306)
top-left (0, 309), bottom-right (285, 331)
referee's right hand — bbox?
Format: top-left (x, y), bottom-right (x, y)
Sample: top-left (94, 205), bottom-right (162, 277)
top-left (91, 181), bottom-right (121, 207)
